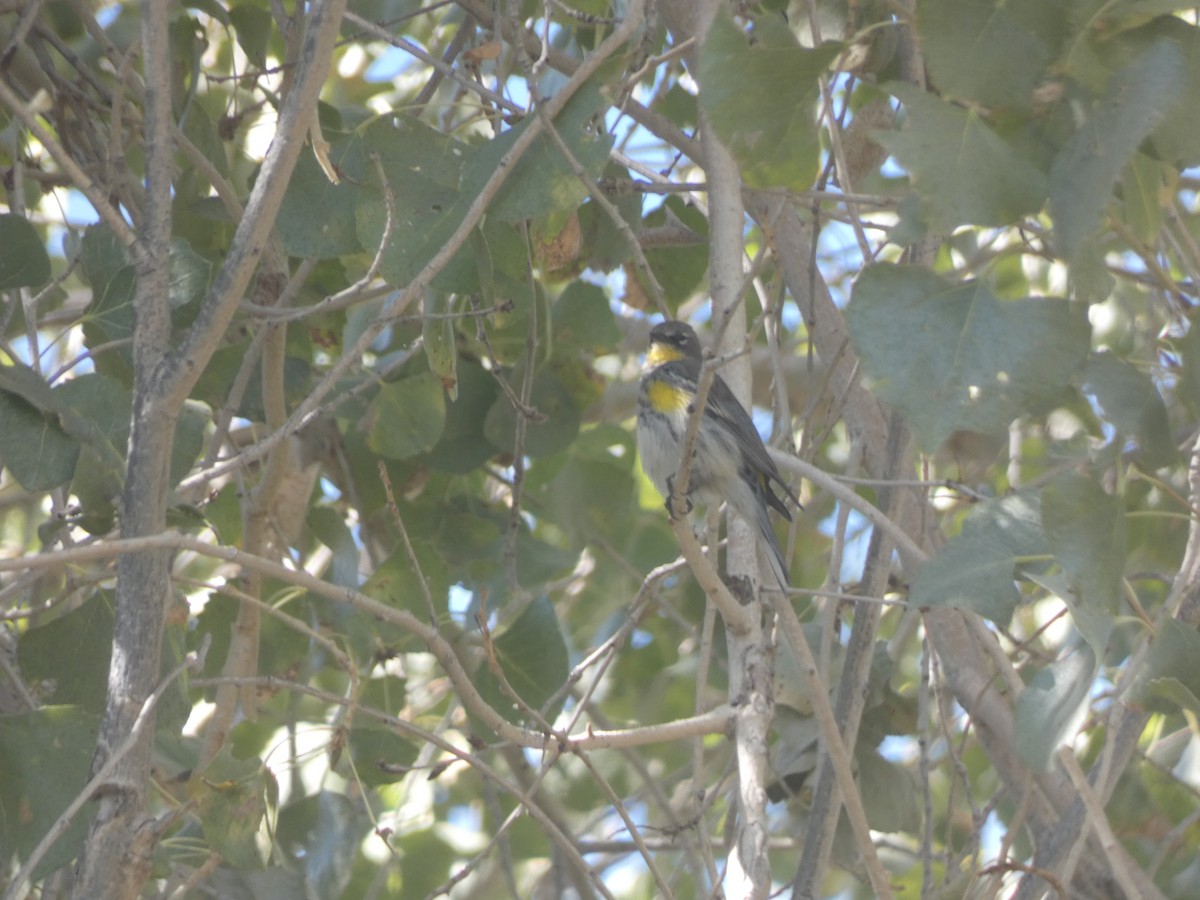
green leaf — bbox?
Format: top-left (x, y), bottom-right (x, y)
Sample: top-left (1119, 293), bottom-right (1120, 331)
top-left (542, 445), bottom-right (638, 547)
top-left (356, 114), bottom-right (474, 289)
top-left (857, 750), bottom-right (919, 834)
top-left (392, 828), bottom-right (456, 898)
top-left (475, 596), bottom-right (570, 729)
top-left (0, 708), bottom-right (100, 880)
top-left (1079, 352), bottom-right (1177, 469)
top-left (914, 538), bottom-right (1021, 626)
top-left (846, 264), bottom-right (1090, 451)
top-left (422, 290), bottom-right (458, 400)
top-left (1120, 152), bottom-right (1169, 244)
top-left (579, 163), bottom-right (644, 273)
top-left (93, 270), bottom-right (135, 336)
top-left (170, 399), bottom-right (211, 488)
top-left (1050, 38), bottom-right (1187, 257)
top-left (178, 101), bottom-right (231, 196)
top-left (274, 792), bottom-right (362, 897)
top-left (1069, 237), bottom-right (1117, 303)
top-left (18, 592), bottom-right (114, 712)
top-left (168, 237), bottom-right (212, 314)
top-left (483, 371), bottom-right (581, 458)
top-left (697, 12), bottom-right (839, 190)
top-left (277, 131), bottom-right (365, 258)
top-left (0, 213), bottom-right (51, 289)
top-left (768, 707), bottom-right (821, 800)
top-left (0, 357), bottom-right (62, 415)
top-left (1041, 471), bottom-right (1126, 616)
top-left (552, 281), bottom-right (621, 352)
top-left (514, 530), bottom-right (580, 587)
top-left (912, 492), bottom-right (1047, 622)
top-left (917, 0), bottom-right (1060, 111)
top-left (361, 544), bottom-right (450, 620)
top-left (1136, 17), bottom-right (1200, 166)
top-left (56, 374), bottom-right (132, 531)
top-left (229, 1), bottom-right (272, 69)
top-left (0, 383), bottom-right (80, 492)
top-left (641, 197), bottom-right (709, 309)
top-left (78, 223), bottom-right (131, 291)
top-left (876, 84), bottom-right (1048, 229)
top-left (346, 728), bottom-right (419, 787)
top-left (423, 359), bottom-right (500, 473)
top-left (1015, 645), bottom-right (1097, 772)
top-left (1027, 571), bottom-right (1114, 656)
top-left (367, 371), bottom-right (446, 460)
top-left (460, 79), bottom-right (613, 222)
top-left (1138, 619), bottom-right (1200, 713)
top-left (195, 749), bottom-right (275, 870)
top-left (355, 115), bottom-right (532, 295)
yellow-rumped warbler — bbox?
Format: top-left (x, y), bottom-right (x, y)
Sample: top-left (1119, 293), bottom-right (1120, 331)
top-left (636, 320), bottom-right (799, 588)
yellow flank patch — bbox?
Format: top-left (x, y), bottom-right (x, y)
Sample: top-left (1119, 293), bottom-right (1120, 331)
top-left (647, 379), bottom-right (690, 413)
top-left (647, 344), bottom-right (684, 366)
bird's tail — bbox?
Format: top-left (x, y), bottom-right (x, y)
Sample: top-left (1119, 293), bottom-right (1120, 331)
top-left (755, 500), bottom-right (790, 590)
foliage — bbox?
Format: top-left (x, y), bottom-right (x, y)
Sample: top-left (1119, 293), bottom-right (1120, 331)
top-left (2, 0), bottom-right (1200, 898)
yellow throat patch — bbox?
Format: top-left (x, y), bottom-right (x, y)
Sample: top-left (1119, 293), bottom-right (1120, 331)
top-left (646, 378), bottom-right (691, 414)
top-left (646, 343), bottom-right (684, 367)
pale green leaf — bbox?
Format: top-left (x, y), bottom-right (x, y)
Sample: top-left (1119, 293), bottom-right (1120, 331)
top-left (877, 84), bottom-right (1048, 229)
top-left (475, 596), bottom-right (569, 729)
top-left (1139, 619), bottom-right (1200, 713)
top-left (0, 213), bottom-right (51, 289)
top-left (912, 492), bottom-right (1048, 623)
top-left (846, 265), bottom-right (1090, 451)
top-left (1079, 352), bottom-right (1176, 469)
top-left (1041, 471), bottom-right (1126, 615)
top-left (461, 80), bottom-right (613, 223)
top-left (277, 132), bottom-right (365, 258)
top-left (483, 371), bottom-right (581, 458)
top-left (1016, 646), bottom-right (1097, 772)
top-left (698, 12), bottom-right (839, 190)
top-left (1050, 38), bottom-right (1186, 256)
top-left (0, 708), bottom-right (100, 880)
top-left (857, 750), bottom-right (919, 834)
top-left (912, 535), bottom-right (1025, 622)
top-left (0, 389), bottom-right (80, 491)
top-left (1120, 152), bottom-right (1169, 244)
top-left (367, 371), bottom-right (447, 459)
top-left (917, 0), bottom-right (1060, 111)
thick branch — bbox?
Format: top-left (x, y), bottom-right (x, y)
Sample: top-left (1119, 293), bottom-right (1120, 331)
top-left (71, 0), bottom-right (177, 893)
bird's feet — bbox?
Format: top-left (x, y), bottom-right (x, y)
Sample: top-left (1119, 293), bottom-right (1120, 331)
top-left (664, 475), bottom-right (693, 521)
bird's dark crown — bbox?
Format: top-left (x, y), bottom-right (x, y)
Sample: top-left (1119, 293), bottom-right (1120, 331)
top-left (648, 320), bottom-right (702, 361)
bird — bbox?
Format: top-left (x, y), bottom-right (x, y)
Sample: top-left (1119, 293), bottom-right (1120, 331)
top-left (636, 320), bottom-right (799, 588)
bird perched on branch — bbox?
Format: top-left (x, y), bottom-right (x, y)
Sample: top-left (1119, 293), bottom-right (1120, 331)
top-left (636, 320), bottom-right (799, 589)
